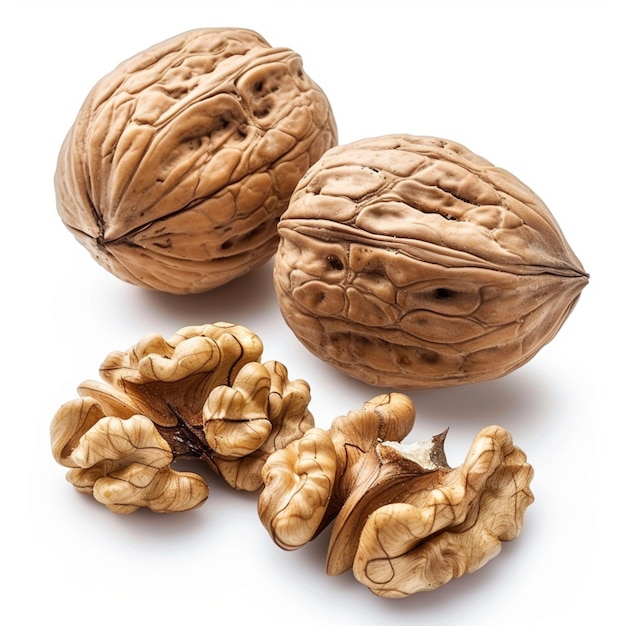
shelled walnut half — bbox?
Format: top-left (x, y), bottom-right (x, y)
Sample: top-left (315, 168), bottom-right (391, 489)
top-left (51, 322), bottom-right (314, 513)
top-left (258, 393), bottom-right (534, 597)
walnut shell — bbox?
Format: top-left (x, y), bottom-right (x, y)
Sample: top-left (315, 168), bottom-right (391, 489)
top-left (55, 28), bottom-right (337, 294)
top-left (274, 135), bottom-right (589, 389)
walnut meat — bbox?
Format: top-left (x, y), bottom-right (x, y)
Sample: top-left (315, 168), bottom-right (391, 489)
top-left (349, 425), bottom-right (534, 597)
top-left (274, 135), bottom-right (589, 388)
top-left (257, 393), bottom-right (534, 598)
top-left (55, 28), bottom-right (337, 294)
top-left (50, 322), bottom-right (314, 512)
top-left (258, 393), bottom-right (416, 550)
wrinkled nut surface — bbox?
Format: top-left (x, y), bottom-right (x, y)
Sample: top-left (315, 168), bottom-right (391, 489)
top-left (50, 322), bottom-right (314, 513)
top-left (258, 392), bottom-right (416, 550)
top-left (258, 393), bottom-right (534, 597)
top-left (274, 135), bottom-right (589, 388)
top-left (55, 28), bottom-right (337, 294)
top-left (349, 426), bottom-right (533, 597)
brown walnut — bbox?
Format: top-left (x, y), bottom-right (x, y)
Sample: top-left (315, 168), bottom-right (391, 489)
top-left (274, 135), bottom-right (589, 388)
top-left (55, 28), bottom-right (337, 294)
top-left (50, 322), bottom-right (314, 513)
top-left (257, 393), bottom-right (534, 597)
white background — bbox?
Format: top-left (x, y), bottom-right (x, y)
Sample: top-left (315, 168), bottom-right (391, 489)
top-left (3, 1), bottom-right (622, 624)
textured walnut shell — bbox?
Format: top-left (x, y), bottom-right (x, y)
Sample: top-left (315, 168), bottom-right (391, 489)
top-left (55, 28), bottom-right (337, 294)
top-left (274, 135), bottom-right (589, 388)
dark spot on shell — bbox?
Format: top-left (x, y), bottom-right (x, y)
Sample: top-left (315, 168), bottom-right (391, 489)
top-left (420, 350), bottom-right (440, 364)
top-left (433, 288), bottom-right (455, 299)
top-left (327, 255), bottom-right (344, 271)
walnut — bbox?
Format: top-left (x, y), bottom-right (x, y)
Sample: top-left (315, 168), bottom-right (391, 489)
top-left (258, 393), bottom-right (416, 550)
top-left (50, 404), bottom-right (209, 514)
top-left (50, 322), bottom-right (314, 512)
top-left (258, 393), bottom-right (534, 597)
top-left (55, 28), bottom-right (337, 294)
top-left (274, 134), bottom-right (589, 388)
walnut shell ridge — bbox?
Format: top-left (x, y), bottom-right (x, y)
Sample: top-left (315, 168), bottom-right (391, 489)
top-left (274, 135), bottom-right (589, 389)
top-left (55, 28), bottom-right (337, 294)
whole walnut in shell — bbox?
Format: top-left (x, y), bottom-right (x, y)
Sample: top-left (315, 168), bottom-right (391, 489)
top-left (55, 28), bottom-right (337, 294)
top-left (274, 135), bottom-right (589, 389)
